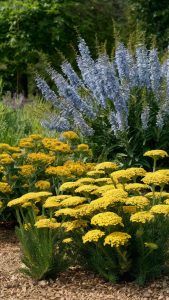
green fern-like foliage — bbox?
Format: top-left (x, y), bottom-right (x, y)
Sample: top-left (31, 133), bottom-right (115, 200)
top-left (16, 225), bottom-right (68, 280)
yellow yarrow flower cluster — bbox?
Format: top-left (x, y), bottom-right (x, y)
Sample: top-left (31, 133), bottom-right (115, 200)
top-left (77, 144), bottom-right (89, 151)
top-left (41, 138), bottom-right (62, 151)
top-left (125, 196), bottom-right (150, 208)
top-left (0, 153), bottom-right (14, 165)
top-left (18, 165), bottom-right (36, 177)
top-left (59, 196), bottom-right (87, 207)
top-left (94, 162), bottom-right (118, 172)
top-left (64, 161), bottom-right (88, 176)
top-left (76, 177), bottom-right (96, 185)
top-left (124, 183), bottom-right (149, 192)
top-left (123, 205), bottom-right (137, 214)
top-left (35, 180), bottom-right (51, 190)
top-left (144, 150), bottom-right (168, 159)
top-left (62, 238), bottom-right (73, 244)
top-left (142, 172), bottom-right (169, 186)
top-left (29, 134), bottom-right (42, 140)
top-left (145, 191), bottom-right (169, 199)
top-left (19, 137), bottom-right (34, 148)
top-left (55, 208), bottom-right (77, 217)
top-left (130, 211), bottom-right (154, 223)
top-left (104, 232), bottom-right (131, 248)
top-left (86, 170), bottom-right (105, 177)
top-left (8, 191), bottom-right (52, 207)
top-left (75, 184), bottom-right (98, 194)
top-left (35, 218), bottom-right (61, 229)
top-left (0, 182), bottom-right (12, 193)
top-left (45, 166), bottom-right (71, 177)
top-left (27, 152), bottom-right (55, 164)
top-left (150, 204), bottom-right (169, 215)
top-left (62, 131), bottom-right (79, 140)
top-left (164, 199), bottom-right (169, 204)
top-left (62, 220), bottom-right (88, 232)
top-left (82, 229), bottom-right (105, 243)
top-left (59, 181), bottom-right (79, 192)
top-left (91, 212), bottom-right (123, 227)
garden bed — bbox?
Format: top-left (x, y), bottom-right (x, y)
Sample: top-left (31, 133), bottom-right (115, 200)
top-left (0, 229), bottom-right (169, 300)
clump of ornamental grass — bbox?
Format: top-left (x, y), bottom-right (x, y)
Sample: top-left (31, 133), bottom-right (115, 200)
top-left (37, 38), bottom-right (169, 166)
top-left (0, 131), bottom-right (93, 221)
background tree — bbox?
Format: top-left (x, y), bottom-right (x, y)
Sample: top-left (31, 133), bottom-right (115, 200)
top-left (0, 0), bottom-right (127, 96)
top-left (128, 0), bottom-right (169, 49)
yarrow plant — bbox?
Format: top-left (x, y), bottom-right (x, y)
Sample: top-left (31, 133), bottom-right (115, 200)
top-left (37, 38), bottom-right (169, 165)
top-left (8, 150), bottom-right (169, 284)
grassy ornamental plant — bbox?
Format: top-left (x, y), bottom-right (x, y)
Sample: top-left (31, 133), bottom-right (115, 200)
top-left (0, 131), bottom-right (93, 221)
top-left (7, 150), bottom-right (169, 284)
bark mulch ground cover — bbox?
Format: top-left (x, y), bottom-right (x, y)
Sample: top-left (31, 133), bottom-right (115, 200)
top-left (0, 228), bottom-right (169, 300)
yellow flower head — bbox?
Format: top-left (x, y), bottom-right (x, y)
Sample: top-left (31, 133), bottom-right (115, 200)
top-left (95, 162), bottom-right (118, 172)
top-left (92, 185), bottom-right (116, 196)
top-left (76, 177), bottom-right (96, 185)
top-left (125, 183), bottom-right (149, 192)
top-left (104, 232), bottom-right (131, 248)
top-left (59, 181), bottom-right (79, 192)
top-left (125, 196), bottom-right (150, 208)
top-left (0, 182), bottom-right (12, 193)
top-left (64, 161), bottom-right (87, 176)
top-left (94, 178), bottom-right (113, 185)
top-left (62, 238), bottom-right (73, 244)
top-left (82, 229), bottom-right (105, 243)
top-left (60, 196), bottom-right (87, 207)
top-left (75, 184), bottom-right (98, 194)
top-left (12, 153), bottom-right (23, 160)
top-left (111, 168), bottom-right (146, 183)
top-left (19, 137), bottom-right (34, 148)
top-left (0, 143), bottom-right (10, 151)
top-left (42, 138), bottom-right (61, 151)
top-left (86, 170), bottom-right (105, 178)
top-left (7, 197), bottom-right (27, 207)
top-left (62, 131), bottom-right (79, 140)
top-left (29, 134), bottom-right (42, 140)
top-left (54, 143), bottom-right (71, 153)
top-left (0, 153), bottom-right (14, 165)
top-left (18, 165), bottom-right (36, 177)
top-left (8, 146), bottom-right (21, 153)
top-left (45, 166), bottom-right (71, 177)
top-left (144, 150), bottom-right (168, 159)
top-left (55, 208), bottom-right (77, 217)
top-left (150, 204), bottom-right (169, 215)
top-left (102, 188), bottom-right (128, 199)
top-left (142, 172), bottom-right (169, 186)
top-left (91, 211), bottom-right (123, 227)
top-left (164, 199), bottom-right (169, 204)
top-left (62, 220), bottom-right (88, 232)
top-left (21, 191), bottom-right (52, 202)
top-left (27, 152), bottom-right (55, 164)
top-left (145, 191), bottom-right (169, 200)
top-left (77, 144), bottom-right (89, 151)
top-left (35, 180), bottom-right (50, 190)
top-left (35, 218), bottom-right (61, 229)
top-left (130, 211), bottom-right (154, 223)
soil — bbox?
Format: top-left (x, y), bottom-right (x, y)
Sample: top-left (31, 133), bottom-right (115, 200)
top-left (0, 229), bottom-right (169, 300)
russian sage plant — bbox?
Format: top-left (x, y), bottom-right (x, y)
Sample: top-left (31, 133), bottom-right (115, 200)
top-left (36, 39), bottom-right (169, 166)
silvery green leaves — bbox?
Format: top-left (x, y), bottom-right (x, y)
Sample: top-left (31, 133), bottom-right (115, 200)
top-left (36, 38), bottom-right (169, 137)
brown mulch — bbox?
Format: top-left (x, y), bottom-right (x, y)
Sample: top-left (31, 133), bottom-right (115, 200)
top-left (0, 229), bottom-right (169, 300)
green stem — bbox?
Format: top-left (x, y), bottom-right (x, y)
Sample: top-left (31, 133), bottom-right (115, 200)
top-left (153, 159), bottom-right (157, 172)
